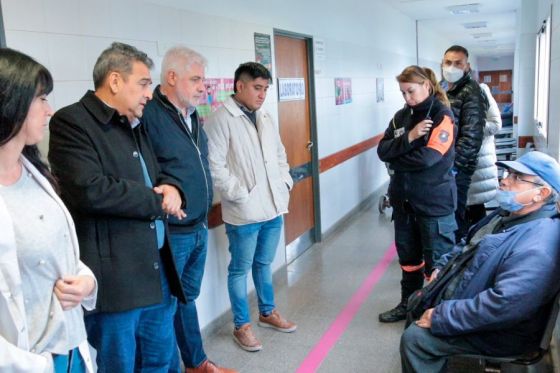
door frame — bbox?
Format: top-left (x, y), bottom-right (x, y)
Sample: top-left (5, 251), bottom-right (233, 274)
top-left (0, 1), bottom-right (6, 48)
top-left (273, 28), bottom-right (322, 243)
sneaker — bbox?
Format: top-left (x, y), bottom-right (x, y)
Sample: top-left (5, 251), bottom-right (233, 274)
top-left (186, 359), bottom-right (238, 373)
top-left (378, 301), bottom-right (407, 323)
top-left (258, 310), bottom-right (297, 332)
top-left (233, 324), bottom-right (262, 352)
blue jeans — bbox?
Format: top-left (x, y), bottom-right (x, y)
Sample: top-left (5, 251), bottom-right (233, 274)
top-left (85, 258), bottom-right (176, 373)
top-left (401, 324), bottom-right (482, 372)
top-left (53, 347), bottom-right (85, 373)
top-left (225, 216), bottom-right (283, 328)
top-left (168, 229), bottom-right (208, 371)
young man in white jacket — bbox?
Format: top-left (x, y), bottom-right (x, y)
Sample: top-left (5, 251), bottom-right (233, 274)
top-left (205, 62), bottom-right (296, 352)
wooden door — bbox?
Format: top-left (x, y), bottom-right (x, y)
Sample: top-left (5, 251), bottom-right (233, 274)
top-left (479, 70), bottom-right (513, 104)
top-left (274, 34), bottom-right (315, 246)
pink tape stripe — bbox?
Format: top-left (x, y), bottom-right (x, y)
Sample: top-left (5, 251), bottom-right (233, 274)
top-left (296, 243), bottom-right (397, 373)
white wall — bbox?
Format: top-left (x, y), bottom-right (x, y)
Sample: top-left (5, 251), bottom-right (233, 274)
top-left (514, 0), bottom-right (560, 159)
top-left (477, 55), bottom-right (515, 71)
top-left (417, 22), bottom-right (455, 80)
top-left (538, 0), bottom-right (560, 159)
top-left (2, 0), bottom-right (451, 329)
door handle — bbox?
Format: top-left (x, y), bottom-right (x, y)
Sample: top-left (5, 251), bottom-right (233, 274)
top-left (306, 141), bottom-right (314, 149)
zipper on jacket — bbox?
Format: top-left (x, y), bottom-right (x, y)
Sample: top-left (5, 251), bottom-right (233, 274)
top-left (153, 90), bottom-right (211, 222)
top-left (173, 108), bottom-right (211, 219)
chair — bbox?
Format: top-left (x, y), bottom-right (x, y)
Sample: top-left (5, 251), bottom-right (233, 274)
top-left (453, 290), bottom-right (560, 373)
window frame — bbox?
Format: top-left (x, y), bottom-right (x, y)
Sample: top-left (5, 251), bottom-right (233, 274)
top-left (533, 13), bottom-right (552, 146)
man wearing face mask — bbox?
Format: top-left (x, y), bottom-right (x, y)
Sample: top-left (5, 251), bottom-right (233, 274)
top-left (400, 151), bottom-right (560, 373)
top-left (441, 45), bottom-right (488, 242)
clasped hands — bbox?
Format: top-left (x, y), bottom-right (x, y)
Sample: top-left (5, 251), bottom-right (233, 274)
top-left (154, 184), bottom-right (186, 220)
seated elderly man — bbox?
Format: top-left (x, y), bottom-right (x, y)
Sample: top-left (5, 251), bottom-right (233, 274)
top-left (400, 151), bottom-right (560, 373)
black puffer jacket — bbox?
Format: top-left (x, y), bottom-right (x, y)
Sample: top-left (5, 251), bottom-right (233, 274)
top-left (445, 71), bottom-right (488, 175)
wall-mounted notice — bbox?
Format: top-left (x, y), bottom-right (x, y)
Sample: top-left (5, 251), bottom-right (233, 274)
top-left (254, 33), bottom-right (273, 78)
top-left (335, 78), bottom-right (352, 105)
top-left (314, 38), bottom-right (326, 60)
top-left (278, 78), bottom-right (306, 101)
top-left (197, 78), bottom-right (234, 121)
top-left (376, 78), bottom-right (384, 103)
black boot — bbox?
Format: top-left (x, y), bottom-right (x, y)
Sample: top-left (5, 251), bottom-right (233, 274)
top-left (379, 269), bottom-right (424, 323)
top-left (378, 300), bottom-right (408, 322)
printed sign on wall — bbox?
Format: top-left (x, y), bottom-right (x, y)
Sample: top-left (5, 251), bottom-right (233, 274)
top-left (254, 33), bottom-right (273, 79)
top-left (335, 78), bottom-right (352, 105)
top-left (278, 78), bottom-right (306, 101)
top-left (197, 78), bottom-right (234, 121)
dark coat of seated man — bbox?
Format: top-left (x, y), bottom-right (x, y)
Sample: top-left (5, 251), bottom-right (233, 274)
top-left (400, 151), bottom-right (560, 373)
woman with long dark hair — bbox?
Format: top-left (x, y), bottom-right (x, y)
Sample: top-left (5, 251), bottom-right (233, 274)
top-left (0, 48), bottom-right (96, 372)
top-left (377, 66), bottom-right (457, 323)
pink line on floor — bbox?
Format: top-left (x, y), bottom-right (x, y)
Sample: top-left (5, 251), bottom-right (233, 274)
top-left (296, 243), bottom-right (397, 373)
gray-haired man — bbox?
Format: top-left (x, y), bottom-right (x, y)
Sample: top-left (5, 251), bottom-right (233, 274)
top-left (142, 46), bottom-right (236, 373)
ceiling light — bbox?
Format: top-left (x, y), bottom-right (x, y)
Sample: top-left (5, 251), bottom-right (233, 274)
top-left (463, 21), bottom-right (487, 29)
top-left (472, 32), bottom-right (492, 39)
top-left (448, 3), bottom-right (480, 15)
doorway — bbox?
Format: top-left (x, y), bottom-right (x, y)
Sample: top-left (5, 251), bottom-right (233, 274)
top-left (274, 30), bottom-right (320, 263)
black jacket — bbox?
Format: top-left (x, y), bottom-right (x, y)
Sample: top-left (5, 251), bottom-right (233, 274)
top-left (48, 91), bottom-right (185, 313)
top-left (142, 86), bottom-right (213, 233)
top-left (445, 71), bottom-right (488, 175)
top-left (378, 95), bottom-right (457, 216)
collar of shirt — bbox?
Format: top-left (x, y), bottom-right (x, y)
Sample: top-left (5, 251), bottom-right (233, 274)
top-left (130, 118), bottom-right (141, 129)
top-left (232, 96), bottom-right (254, 114)
top-left (96, 94), bottom-right (139, 128)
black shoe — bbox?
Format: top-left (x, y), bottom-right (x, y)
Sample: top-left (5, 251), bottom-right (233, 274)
top-left (379, 302), bottom-right (407, 323)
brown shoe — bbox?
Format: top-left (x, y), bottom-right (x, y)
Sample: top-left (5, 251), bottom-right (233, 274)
top-left (186, 359), bottom-right (238, 373)
top-left (233, 324), bottom-right (262, 352)
top-left (258, 310), bottom-right (297, 333)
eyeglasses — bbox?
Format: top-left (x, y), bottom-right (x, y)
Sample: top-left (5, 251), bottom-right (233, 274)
top-left (502, 170), bottom-right (544, 186)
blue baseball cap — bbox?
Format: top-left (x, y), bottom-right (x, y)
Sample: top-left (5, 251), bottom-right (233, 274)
top-left (496, 151), bottom-right (560, 193)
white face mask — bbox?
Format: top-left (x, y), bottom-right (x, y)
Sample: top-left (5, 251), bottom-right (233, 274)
top-left (442, 66), bottom-right (464, 84)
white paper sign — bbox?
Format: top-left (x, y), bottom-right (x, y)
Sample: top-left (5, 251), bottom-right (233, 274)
top-left (278, 78), bottom-right (306, 101)
top-left (314, 38), bottom-right (326, 61)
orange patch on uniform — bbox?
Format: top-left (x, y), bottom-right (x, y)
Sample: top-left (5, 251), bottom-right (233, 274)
top-left (427, 115), bottom-right (454, 155)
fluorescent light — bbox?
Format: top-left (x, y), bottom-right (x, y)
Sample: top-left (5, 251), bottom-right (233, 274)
top-left (463, 21), bottom-right (487, 29)
top-left (472, 32), bottom-right (492, 39)
top-left (448, 3), bottom-right (480, 15)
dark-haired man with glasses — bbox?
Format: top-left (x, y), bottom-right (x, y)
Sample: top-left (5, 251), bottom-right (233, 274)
top-left (401, 151), bottom-right (560, 372)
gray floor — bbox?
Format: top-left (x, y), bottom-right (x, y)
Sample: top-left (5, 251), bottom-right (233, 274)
top-left (203, 205), bottom-right (407, 372)
top-left (200, 203), bottom-right (556, 373)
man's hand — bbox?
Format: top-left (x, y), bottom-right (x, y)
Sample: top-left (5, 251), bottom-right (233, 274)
top-left (54, 275), bottom-right (95, 310)
top-left (154, 184), bottom-right (186, 220)
top-left (415, 308), bottom-right (434, 329)
top-left (427, 268), bottom-right (440, 284)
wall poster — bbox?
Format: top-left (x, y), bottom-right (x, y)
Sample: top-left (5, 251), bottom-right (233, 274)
top-left (197, 78), bottom-right (234, 122)
top-left (254, 32), bottom-right (273, 79)
top-left (335, 78), bottom-right (352, 105)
